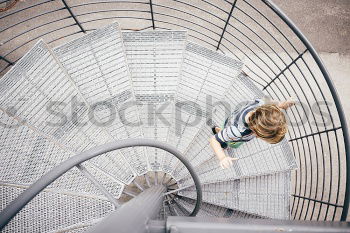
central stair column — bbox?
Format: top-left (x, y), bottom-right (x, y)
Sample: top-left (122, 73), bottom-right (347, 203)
top-left (87, 185), bottom-right (167, 233)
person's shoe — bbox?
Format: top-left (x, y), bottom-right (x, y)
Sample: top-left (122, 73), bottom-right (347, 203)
top-left (211, 126), bottom-right (219, 135)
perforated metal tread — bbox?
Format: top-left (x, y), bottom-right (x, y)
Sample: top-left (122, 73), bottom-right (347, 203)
top-left (53, 23), bottom-right (148, 176)
top-left (0, 40), bottom-right (104, 153)
top-left (175, 197), bottom-right (232, 218)
top-left (122, 30), bottom-right (187, 172)
top-left (0, 110), bottom-right (125, 201)
top-left (178, 171), bottom-right (291, 219)
top-left (0, 110), bottom-right (71, 185)
top-left (175, 196), bottom-right (263, 219)
top-left (48, 218), bottom-right (102, 233)
top-left (49, 165), bottom-right (124, 199)
top-left (164, 42), bottom-right (243, 175)
top-left (0, 185), bottom-right (114, 233)
top-left (0, 39), bottom-right (135, 184)
top-left (175, 73), bottom-right (297, 185)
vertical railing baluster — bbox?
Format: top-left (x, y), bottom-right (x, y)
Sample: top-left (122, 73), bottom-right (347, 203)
top-left (149, 0), bottom-right (155, 29)
top-left (161, 173), bottom-right (167, 184)
top-left (144, 174), bottom-right (151, 187)
top-left (0, 56), bottom-right (14, 66)
top-left (61, 0), bottom-right (86, 33)
top-left (216, 0), bottom-right (238, 50)
top-left (76, 164), bottom-right (120, 208)
top-left (133, 179), bottom-right (144, 191)
top-left (154, 171), bottom-right (158, 185)
top-left (263, 49), bottom-right (308, 90)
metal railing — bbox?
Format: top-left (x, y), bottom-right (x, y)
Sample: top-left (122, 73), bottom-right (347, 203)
top-left (0, 139), bottom-right (203, 230)
top-left (0, 0), bottom-right (348, 221)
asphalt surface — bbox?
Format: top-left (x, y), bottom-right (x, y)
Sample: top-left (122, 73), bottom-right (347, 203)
top-left (274, 0), bottom-right (350, 54)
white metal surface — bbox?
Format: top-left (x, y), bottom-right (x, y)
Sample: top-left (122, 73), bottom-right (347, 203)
top-left (179, 172), bottom-right (291, 219)
top-left (164, 42), bottom-right (243, 174)
top-left (53, 23), bottom-right (147, 176)
top-left (123, 30), bottom-right (187, 172)
top-left (0, 111), bottom-right (125, 200)
top-left (0, 39), bottom-right (135, 184)
top-left (0, 185), bottom-right (114, 233)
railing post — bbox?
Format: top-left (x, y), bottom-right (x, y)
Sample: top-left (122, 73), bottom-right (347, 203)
top-left (216, 0), bottom-right (238, 50)
top-left (61, 0), bottom-right (86, 33)
top-left (262, 49), bottom-right (308, 90)
top-left (0, 56), bottom-right (14, 65)
top-left (149, 0), bottom-right (155, 29)
top-left (76, 164), bottom-right (120, 208)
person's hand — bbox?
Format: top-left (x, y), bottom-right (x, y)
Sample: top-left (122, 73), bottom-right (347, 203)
top-left (219, 156), bottom-right (238, 169)
top-left (279, 97), bottom-right (296, 110)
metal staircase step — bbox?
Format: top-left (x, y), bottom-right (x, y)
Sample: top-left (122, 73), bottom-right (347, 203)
top-left (176, 197), bottom-right (229, 218)
top-left (0, 111), bottom-right (71, 185)
top-left (0, 39), bottom-right (136, 184)
top-left (52, 165), bottom-right (124, 199)
top-left (48, 217), bottom-right (103, 233)
top-left (176, 196), bottom-right (262, 219)
top-left (122, 30), bottom-right (187, 173)
top-left (0, 111), bottom-right (125, 199)
top-left (178, 171), bottom-right (291, 219)
top-left (53, 22), bottom-right (148, 176)
top-left (0, 185), bottom-right (114, 233)
top-left (164, 42), bottom-right (243, 175)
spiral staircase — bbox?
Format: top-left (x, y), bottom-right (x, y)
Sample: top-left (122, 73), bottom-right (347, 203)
top-left (0, 0), bottom-right (349, 232)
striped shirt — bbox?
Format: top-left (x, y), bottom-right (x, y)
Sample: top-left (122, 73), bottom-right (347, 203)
top-left (215, 99), bottom-right (265, 144)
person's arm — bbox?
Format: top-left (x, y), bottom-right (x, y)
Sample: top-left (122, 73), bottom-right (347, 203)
top-left (263, 96), bottom-right (295, 110)
top-left (277, 98), bottom-right (295, 110)
top-left (210, 136), bottom-right (238, 169)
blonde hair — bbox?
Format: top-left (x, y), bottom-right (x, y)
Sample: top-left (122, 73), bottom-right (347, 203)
top-left (248, 104), bottom-right (287, 144)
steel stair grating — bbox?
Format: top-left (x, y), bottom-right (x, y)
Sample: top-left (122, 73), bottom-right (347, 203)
top-left (0, 111), bottom-right (125, 199)
top-left (178, 172), bottom-right (291, 219)
top-left (0, 185), bottom-right (114, 233)
top-left (0, 171), bottom-right (118, 204)
top-left (176, 196), bottom-right (263, 219)
top-left (122, 30), bottom-right (187, 173)
top-left (0, 109), bottom-right (114, 197)
top-left (0, 39), bottom-right (136, 184)
top-left (0, 111), bottom-right (71, 185)
top-left (176, 197), bottom-right (228, 218)
top-left (47, 218), bottom-right (103, 233)
top-left (164, 42), bottom-right (243, 174)
top-left (87, 153), bottom-right (135, 185)
top-left (169, 42), bottom-right (244, 150)
top-left (77, 164), bottom-right (125, 199)
top-left (122, 30), bottom-right (187, 96)
top-left (173, 200), bottom-right (191, 216)
top-left (48, 166), bottom-right (124, 199)
top-left (177, 138), bottom-right (297, 185)
top-left (53, 23), bottom-right (148, 176)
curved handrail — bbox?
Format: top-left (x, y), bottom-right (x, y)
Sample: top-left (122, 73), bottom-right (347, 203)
top-left (0, 139), bottom-right (203, 230)
top-left (262, 0), bottom-right (350, 221)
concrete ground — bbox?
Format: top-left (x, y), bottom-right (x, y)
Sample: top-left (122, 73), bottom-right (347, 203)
top-left (274, 0), bottom-right (350, 129)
